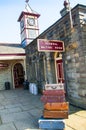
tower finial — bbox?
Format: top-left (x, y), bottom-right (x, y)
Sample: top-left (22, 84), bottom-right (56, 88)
top-left (25, 0), bottom-right (31, 12)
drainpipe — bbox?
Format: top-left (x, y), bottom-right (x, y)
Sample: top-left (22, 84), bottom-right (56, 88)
top-left (64, 0), bottom-right (73, 29)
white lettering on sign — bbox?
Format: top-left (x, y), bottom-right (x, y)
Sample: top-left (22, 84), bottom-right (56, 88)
top-left (37, 39), bottom-right (64, 52)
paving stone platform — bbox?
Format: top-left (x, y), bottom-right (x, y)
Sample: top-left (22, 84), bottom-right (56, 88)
top-left (0, 89), bottom-right (86, 130)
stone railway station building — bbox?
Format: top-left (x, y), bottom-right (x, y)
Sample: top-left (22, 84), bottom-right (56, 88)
top-left (0, 1), bottom-right (86, 109)
top-left (25, 4), bottom-right (86, 109)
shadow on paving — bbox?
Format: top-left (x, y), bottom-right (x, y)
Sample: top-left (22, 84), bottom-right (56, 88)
top-left (65, 96), bottom-right (85, 115)
top-left (69, 104), bottom-right (83, 115)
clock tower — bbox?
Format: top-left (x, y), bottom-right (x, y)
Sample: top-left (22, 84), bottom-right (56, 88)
top-left (18, 0), bottom-right (40, 47)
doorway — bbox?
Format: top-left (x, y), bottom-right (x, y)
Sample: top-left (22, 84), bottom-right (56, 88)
top-left (56, 59), bottom-right (64, 83)
top-left (13, 63), bottom-right (24, 88)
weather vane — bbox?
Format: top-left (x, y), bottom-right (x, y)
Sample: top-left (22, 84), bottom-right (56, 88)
top-left (25, 0), bottom-right (29, 4)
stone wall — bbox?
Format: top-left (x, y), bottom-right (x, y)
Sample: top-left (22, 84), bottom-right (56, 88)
top-left (0, 67), bottom-right (11, 90)
top-left (64, 25), bottom-right (86, 108)
top-left (25, 39), bottom-right (57, 93)
top-left (0, 60), bottom-right (26, 90)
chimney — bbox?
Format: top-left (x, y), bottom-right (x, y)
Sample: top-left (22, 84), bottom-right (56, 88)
top-left (60, 0), bottom-right (71, 17)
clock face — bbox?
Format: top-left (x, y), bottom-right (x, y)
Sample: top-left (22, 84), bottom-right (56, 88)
top-left (20, 20), bottom-right (24, 28)
top-left (27, 18), bottom-right (35, 26)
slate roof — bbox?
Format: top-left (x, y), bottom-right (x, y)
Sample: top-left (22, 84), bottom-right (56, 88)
top-left (0, 43), bottom-right (25, 54)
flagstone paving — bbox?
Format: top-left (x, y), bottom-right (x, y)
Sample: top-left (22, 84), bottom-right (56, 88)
top-left (0, 89), bottom-right (86, 130)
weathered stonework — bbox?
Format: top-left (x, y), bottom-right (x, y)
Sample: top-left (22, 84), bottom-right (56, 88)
top-left (25, 4), bottom-right (86, 108)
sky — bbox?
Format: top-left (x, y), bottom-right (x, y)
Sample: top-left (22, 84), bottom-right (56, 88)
top-left (0, 0), bottom-right (85, 43)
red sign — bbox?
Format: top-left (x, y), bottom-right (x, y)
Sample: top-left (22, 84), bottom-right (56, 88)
top-left (37, 39), bottom-right (64, 52)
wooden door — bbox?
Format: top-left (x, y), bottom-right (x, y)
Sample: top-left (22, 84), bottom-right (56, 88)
top-left (13, 63), bottom-right (24, 88)
top-left (56, 59), bottom-right (64, 83)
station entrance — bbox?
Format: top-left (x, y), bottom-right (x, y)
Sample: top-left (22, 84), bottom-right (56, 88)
top-left (13, 63), bottom-right (24, 88)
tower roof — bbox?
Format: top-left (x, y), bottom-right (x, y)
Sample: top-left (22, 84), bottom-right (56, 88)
top-left (18, 1), bottom-right (40, 22)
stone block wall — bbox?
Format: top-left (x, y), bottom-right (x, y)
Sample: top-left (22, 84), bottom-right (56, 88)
top-left (0, 67), bottom-right (11, 90)
top-left (64, 25), bottom-right (86, 108)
